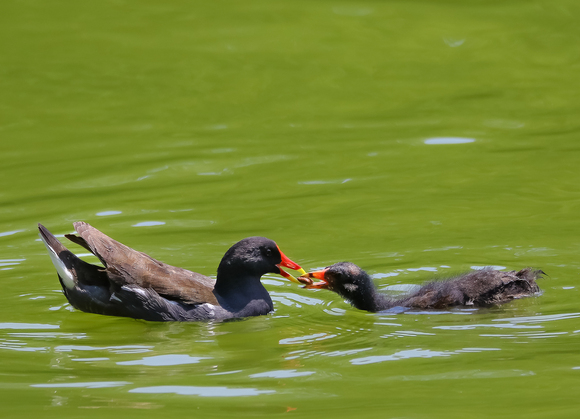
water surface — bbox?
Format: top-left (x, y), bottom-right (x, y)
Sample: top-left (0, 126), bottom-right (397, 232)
top-left (1, 1), bottom-right (580, 418)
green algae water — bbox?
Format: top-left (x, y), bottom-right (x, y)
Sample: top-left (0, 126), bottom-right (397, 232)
top-left (2, 0), bottom-right (580, 417)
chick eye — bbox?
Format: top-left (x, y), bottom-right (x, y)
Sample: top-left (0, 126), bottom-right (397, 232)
top-left (264, 248), bottom-right (273, 257)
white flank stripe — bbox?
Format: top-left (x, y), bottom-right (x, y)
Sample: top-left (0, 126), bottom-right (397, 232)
top-left (39, 234), bottom-right (75, 289)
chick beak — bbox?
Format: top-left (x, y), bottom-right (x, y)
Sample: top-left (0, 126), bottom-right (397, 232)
top-left (297, 269), bottom-right (329, 289)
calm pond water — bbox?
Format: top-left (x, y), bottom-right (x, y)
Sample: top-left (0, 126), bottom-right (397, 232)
top-left (2, 0), bottom-right (580, 417)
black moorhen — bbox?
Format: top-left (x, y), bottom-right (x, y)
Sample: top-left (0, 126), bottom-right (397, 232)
top-left (299, 262), bottom-right (542, 312)
top-left (38, 222), bottom-right (305, 321)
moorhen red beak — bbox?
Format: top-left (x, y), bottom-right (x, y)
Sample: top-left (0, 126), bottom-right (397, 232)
top-left (276, 245), bottom-right (306, 283)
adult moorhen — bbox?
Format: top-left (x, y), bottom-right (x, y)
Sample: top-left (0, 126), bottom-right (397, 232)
top-left (299, 262), bottom-right (542, 312)
top-left (38, 222), bottom-right (305, 321)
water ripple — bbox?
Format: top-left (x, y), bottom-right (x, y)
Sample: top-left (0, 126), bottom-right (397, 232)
top-left (384, 369), bottom-right (534, 382)
top-left (372, 272), bottom-right (400, 279)
top-left (132, 221), bottom-right (165, 227)
top-left (0, 323), bottom-right (59, 330)
top-left (250, 369), bottom-right (315, 378)
top-left (351, 347), bottom-right (500, 365)
top-left (407, 267), bottom-right (439, 272)
top-left (117, 355), bottom-right (211, 366)
top-left (32, 381), bottom-right (130, 388)
top-left (0, 258), bottom-right (25, 268)
top-left (55, 345), bottom-right (153, 354)
top-left (0, 339), bottom-right (47, 352)
top-left (493, 312), bottom-right (580, 324)
top-left (270, 292), bottom-right (324, 308)
top-left (129, 385), bottom-right (275, 397)
top-left (0, 230), bottom-right (25, 238)
top-left (515, 332), bottom-right (568, 339)
top-left (381, 330), bottom-right (436, 339)
top-left (206, 370), bottom-right (242, 376)
top-left (434, 324), bottom-right (542, 330)
top-left (299, 178), bottom-right (352, 185)
top-left (319, 348), bottom-right (372, 357)
top-left (323, 308), bottom-right (347, 316)
top-left (424, 137), bottom-right (475, 145)
top-left (279, 333), bottom-right (338, 345)
top-left (284, 347), bottom-right (376, 361)
top-left (351, 349), bottom-right (452, 364)
top-left (8, 332), bottom-right (87, 339)
top-left (96, 210), bottom-right (122, 216)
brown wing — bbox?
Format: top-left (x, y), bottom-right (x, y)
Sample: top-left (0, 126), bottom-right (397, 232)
top-left (65, 221), bottom-right (218, 305)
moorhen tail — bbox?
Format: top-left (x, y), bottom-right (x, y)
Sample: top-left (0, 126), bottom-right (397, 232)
top-left (299, 262), bottom-right (542, 312)
top-left (38, 222), bottom-right (305, 321)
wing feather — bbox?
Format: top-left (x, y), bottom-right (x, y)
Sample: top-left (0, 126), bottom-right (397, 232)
top-left (70, 222), bottom-right (218, 305)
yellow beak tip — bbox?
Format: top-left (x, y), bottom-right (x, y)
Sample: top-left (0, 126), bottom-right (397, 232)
top-left (287, 275), bottom-right (300, 284)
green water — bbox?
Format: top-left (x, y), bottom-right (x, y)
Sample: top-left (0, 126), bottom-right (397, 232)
top-left (2, 0), bottom-right (580, 417)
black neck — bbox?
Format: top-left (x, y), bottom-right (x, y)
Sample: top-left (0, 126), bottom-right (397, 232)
top-left (214, 266), bottom-right (273, 313)
top-left (346, 285), bottom-right (398, 312)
